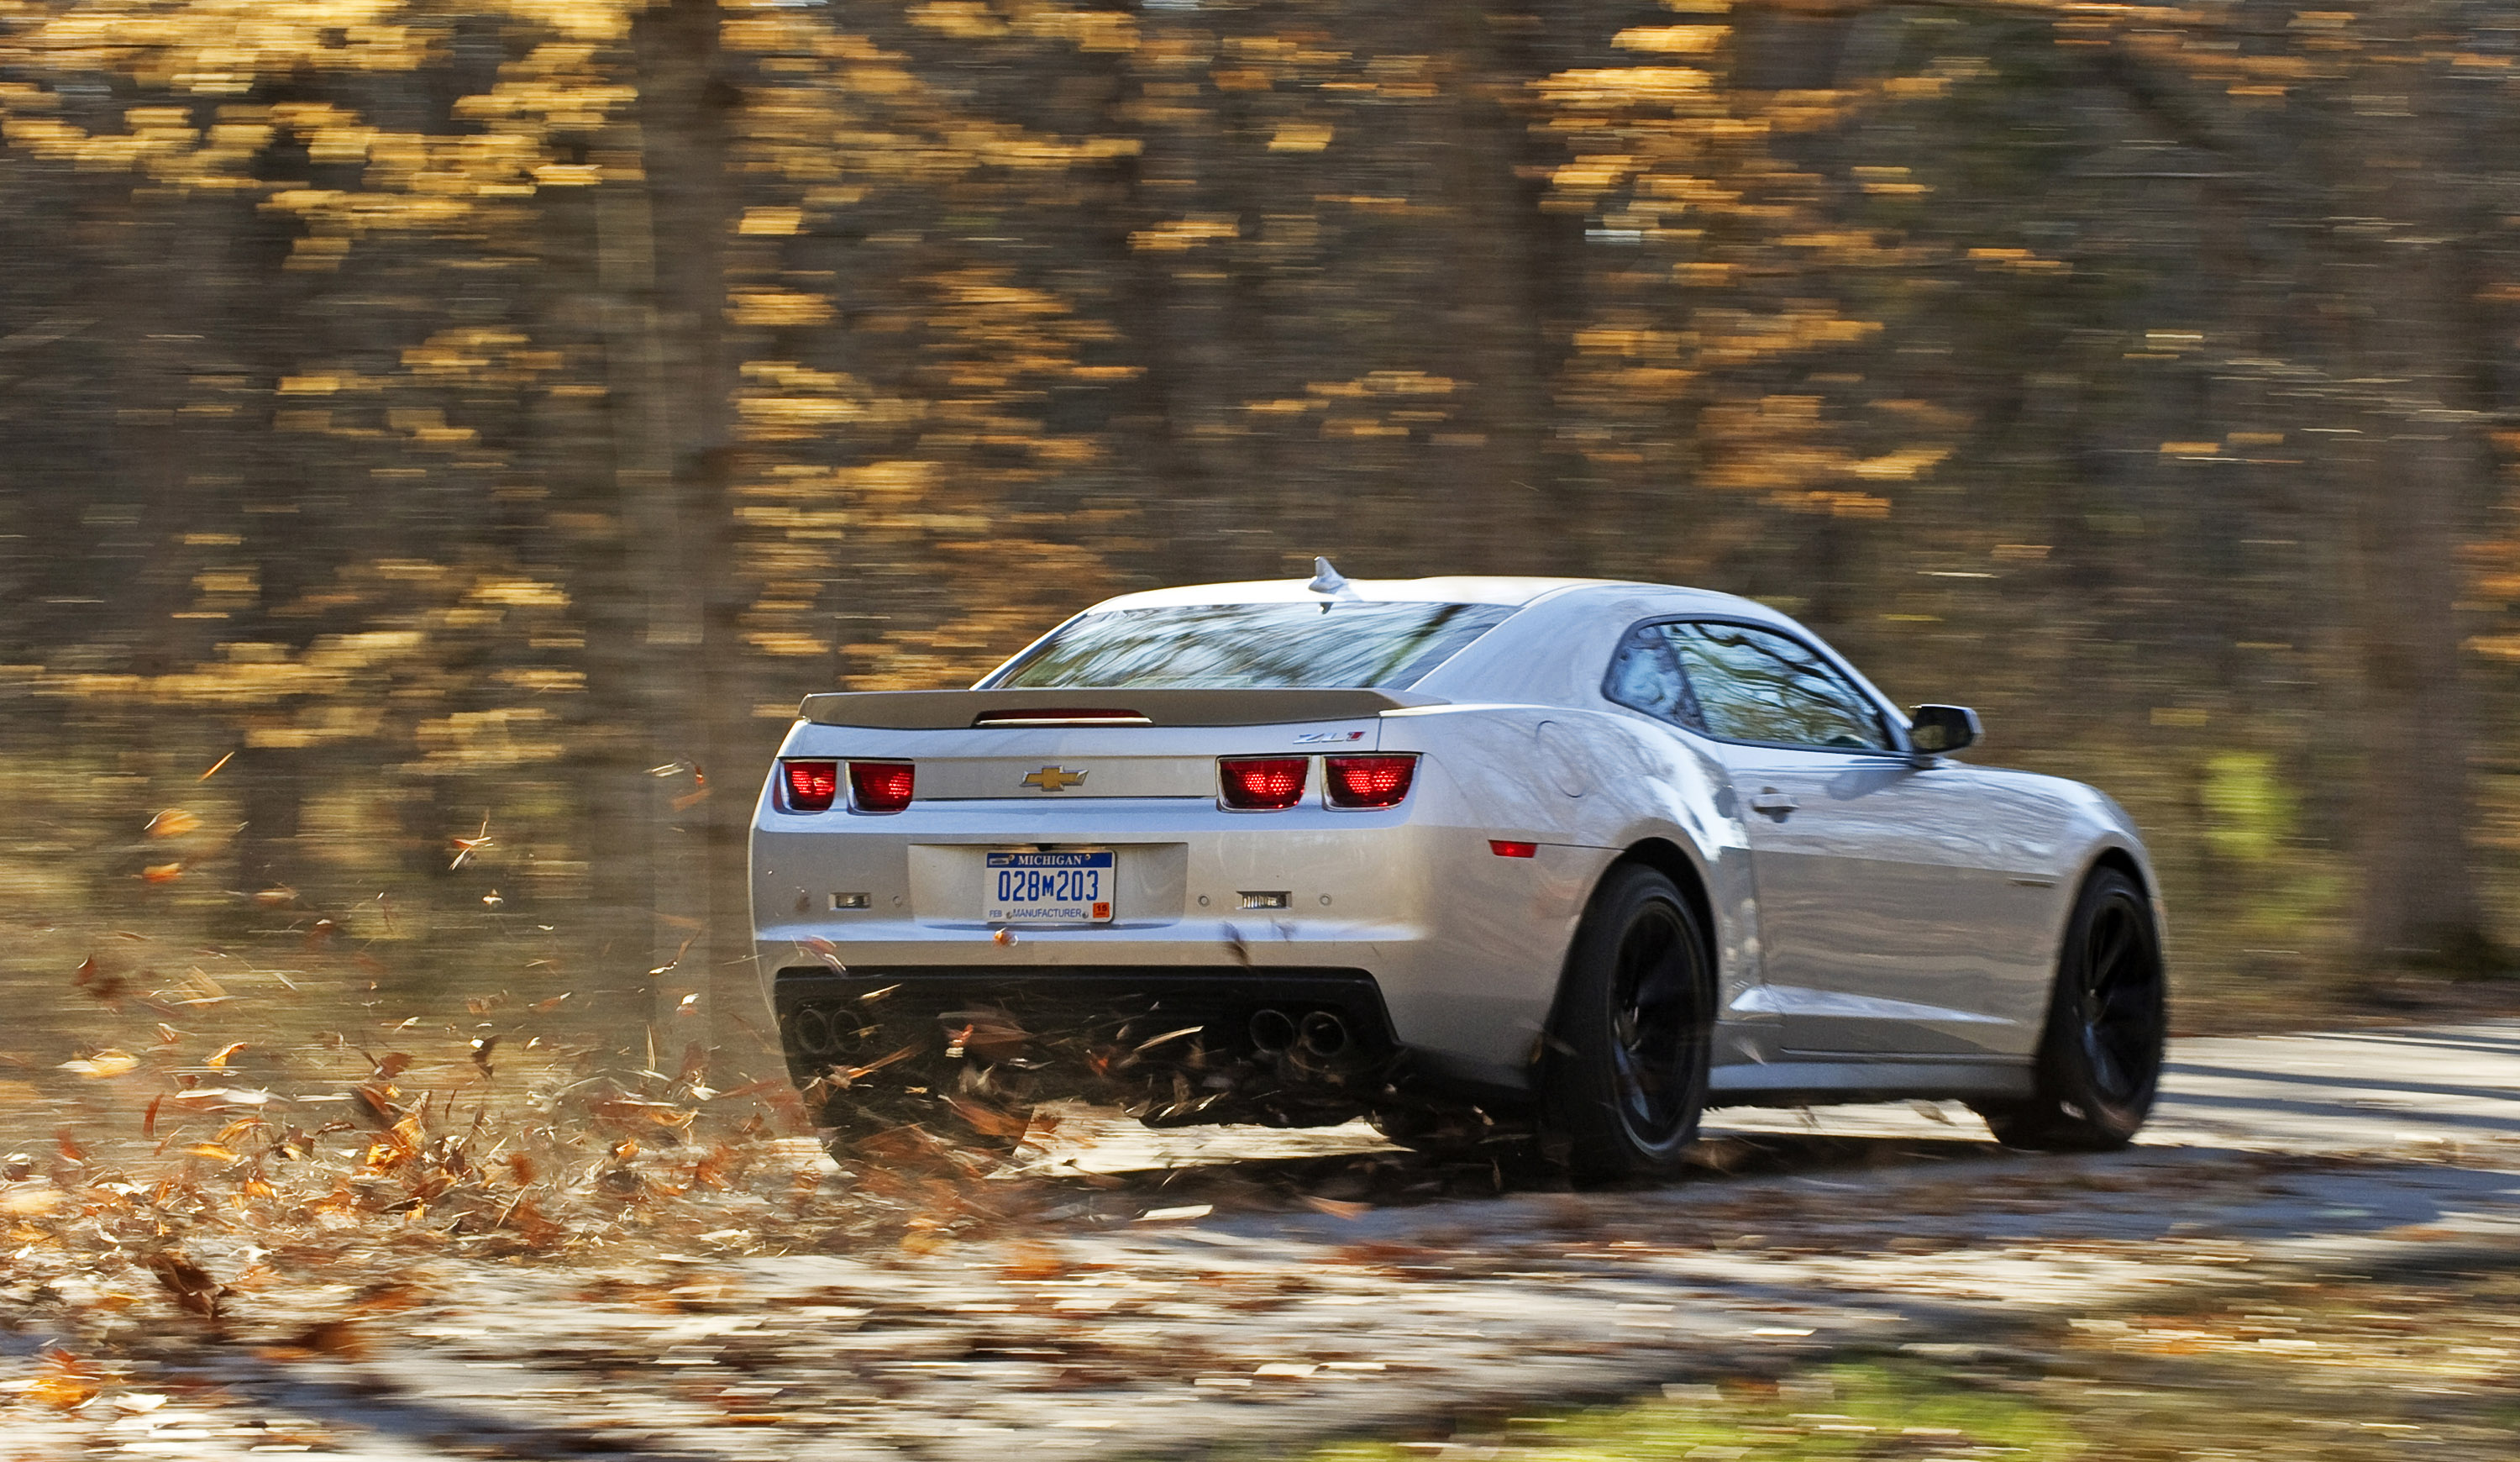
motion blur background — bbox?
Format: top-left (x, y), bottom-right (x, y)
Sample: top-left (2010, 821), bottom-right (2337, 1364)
top-left (3, 0), bottom-right (2518, 1096)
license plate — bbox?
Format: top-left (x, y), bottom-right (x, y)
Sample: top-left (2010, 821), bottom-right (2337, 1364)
top-left (985, 850), bottom-right (1115, 924)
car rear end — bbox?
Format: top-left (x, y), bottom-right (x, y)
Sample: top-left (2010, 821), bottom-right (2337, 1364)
top-left (749, 582), bottom-right (1601, 1135)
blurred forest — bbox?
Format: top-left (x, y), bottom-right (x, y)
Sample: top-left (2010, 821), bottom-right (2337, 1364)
top-left (4, 0), bottom-right (2519, 1081)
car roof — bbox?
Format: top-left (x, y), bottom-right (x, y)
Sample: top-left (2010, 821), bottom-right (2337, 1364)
top-left (1083, 575), bottom-right (1762, 614)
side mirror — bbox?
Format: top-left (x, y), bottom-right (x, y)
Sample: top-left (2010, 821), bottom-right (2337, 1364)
top-left (1908, 704), bottom-right (1982, 756)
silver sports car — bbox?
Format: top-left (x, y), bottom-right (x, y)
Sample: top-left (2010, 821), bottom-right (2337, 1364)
top-left (750, 563), bottom-right (2167, 1177)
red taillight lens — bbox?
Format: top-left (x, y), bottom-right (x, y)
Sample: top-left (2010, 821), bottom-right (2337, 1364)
top-left (848, 760), bottom-right (915, 813)
top-left (1326, 755), bottom-right (1417, 809)
top-left (782, 760), bottom-right (839, 813)
top-left (1219, 756), bottom-right (1307, 810)
top-left (1489, 839), bottom-right (1537, 858)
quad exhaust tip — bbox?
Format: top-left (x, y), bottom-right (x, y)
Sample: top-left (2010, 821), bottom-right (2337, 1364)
top-left (1248, 1008), bottom-right (1298, 1054)
top-left (1249, 1007), bottom-right (1351, 1058)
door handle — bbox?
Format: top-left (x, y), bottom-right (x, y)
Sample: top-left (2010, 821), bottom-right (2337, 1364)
top-left (1749, 787), bottom-right (1798, 815)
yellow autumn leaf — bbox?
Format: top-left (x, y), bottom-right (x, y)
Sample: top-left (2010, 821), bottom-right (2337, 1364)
top-left (60, 1050), bottom-right (139, 1078)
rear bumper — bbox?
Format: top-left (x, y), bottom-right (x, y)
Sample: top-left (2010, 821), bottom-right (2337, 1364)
top-left (752, 795), bottom-right (1612, 1085)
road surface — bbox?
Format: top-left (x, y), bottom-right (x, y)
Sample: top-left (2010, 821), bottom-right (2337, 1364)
top-left (8, 1023), bottom-right (2517, 1459)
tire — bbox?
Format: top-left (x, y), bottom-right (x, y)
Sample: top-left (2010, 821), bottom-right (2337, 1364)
top-left (1979, 867), bottom-right (2167, 1152)
top-left (1538, 864), bottom-right (1714, 1181)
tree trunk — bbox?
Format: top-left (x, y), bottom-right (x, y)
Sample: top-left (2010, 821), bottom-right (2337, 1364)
top-left (575, 0), bottom-right (747, 1074)
top-left (2338, 67), bottom-right (2495, 976)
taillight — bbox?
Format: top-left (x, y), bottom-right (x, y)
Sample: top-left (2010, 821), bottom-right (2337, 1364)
top-left (1326, 754), bottom-right (1416, 809)
top-left (848, 760), bottom-right (916, 813)
top-left (1220, 756), bottom-right (1307, 811)
top-left (782, 760), bottom-right (839, 813)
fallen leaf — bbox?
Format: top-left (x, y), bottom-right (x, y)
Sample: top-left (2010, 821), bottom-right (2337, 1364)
top-left (205, 1041), bottom-right (249, 1069)
top-left (350, 1082), bottom-right (405, 1128)
top-left (142, 863), bottom-right (183, 884)
top-left (1302, 1196), bottom-right (1371, 1220)
top-left (1, 1186), bottom-right (63, 1217)
top-left (71, 955), bottom-right (125, 1008)
top-left (60, 1050), bottom-right (138, 1079)
top-left (264, 1319), bottom-right (367, 1360)
top-left (145, 1250), bottom-right (229, 1321)
top-left (449, 817), bottom-right (495, 870)
top-left (24, 1359), bottom-right (97, 1411)
top-left (144, 809), bottom-right (202, 839)
top-left (832, 1045), bottom-right (915, 1088)
top-left (943, 1093), bottom-right (1031, 1139)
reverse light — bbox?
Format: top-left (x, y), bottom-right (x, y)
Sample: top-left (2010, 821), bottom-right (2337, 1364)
top-left (848, 760), bottom-right (916, 813)
top-left (1326, 754), bottom-right (1417, 809)
top-left (1488, 839), bottom-right (1538, 859)
top-left (782, 760), bottom-right (839, 813)
top-left (1220, 756), bottom-right (1308, 810)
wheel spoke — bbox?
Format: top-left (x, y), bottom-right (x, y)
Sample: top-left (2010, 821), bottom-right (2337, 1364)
top-left (2087, 912), bottom-right (2134, 986)
top-left (2072, 897), bottom-right (2160, 1107)
top-left (1604, 902), bottom-right (1701, 1143)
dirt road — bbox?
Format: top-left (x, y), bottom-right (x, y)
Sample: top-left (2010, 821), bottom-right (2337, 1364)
top-left (8, 1023), bottom-right (2518, 1459)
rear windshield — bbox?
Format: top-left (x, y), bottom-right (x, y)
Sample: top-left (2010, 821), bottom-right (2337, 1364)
top-left (980, 601), bottom-right (1518, 690)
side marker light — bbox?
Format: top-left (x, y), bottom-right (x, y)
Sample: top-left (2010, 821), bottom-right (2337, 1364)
top-left (1488, 839), bottom-right (1538, 858)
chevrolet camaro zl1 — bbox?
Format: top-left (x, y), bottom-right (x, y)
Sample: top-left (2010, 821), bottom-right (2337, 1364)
top-left (751, 563), bottom-right (2166, 1177)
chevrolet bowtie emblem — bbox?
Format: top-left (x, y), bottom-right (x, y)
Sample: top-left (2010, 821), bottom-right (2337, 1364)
top-left (1021, 765), bottom-right (1088, 793)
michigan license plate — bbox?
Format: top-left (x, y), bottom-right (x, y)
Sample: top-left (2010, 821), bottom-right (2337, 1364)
top-left (985, 850), bottom-right (1114, 924)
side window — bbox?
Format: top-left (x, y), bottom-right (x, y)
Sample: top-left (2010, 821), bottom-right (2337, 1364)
top-left (1605, 623), bottom-right (1700, 728)
top-left (1663, 622), bottom-right (1890, 751)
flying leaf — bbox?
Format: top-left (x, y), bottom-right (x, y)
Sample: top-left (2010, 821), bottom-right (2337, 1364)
top-left (943, 1093), bottom-right (1030, 1139)
top-left (60, 1050), bottom-right (138, 1079)
top-left (141, 863), bottom-right (183, 884)
top-left (205, 1042), bottom-right (249, 1069)
top-left (145, 1250), bottom-right (229, 1321)
top-left (144, 809), bottom-right (202, 839)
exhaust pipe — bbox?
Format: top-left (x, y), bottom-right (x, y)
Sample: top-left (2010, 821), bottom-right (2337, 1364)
top-left (1248, 1008), bottom-right (1297, 1054)
top-left (1298, 1010), bottom-right (1350, 1060)
top-left (792, 1006), bottom-right (832, 1056)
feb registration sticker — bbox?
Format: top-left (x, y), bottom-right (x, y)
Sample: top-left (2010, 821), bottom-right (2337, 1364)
top-left (986, 850), bottom-right (1115, 924)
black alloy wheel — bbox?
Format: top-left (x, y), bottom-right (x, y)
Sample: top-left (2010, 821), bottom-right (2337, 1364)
top-left (1540, 864), bottom-right (1714, 1181)
top-left (1979, 866), bottom-right (2167, 1152)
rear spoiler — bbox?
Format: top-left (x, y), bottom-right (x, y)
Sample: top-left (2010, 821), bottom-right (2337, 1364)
top-left (796, 686), bottom-right (1446, 729)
